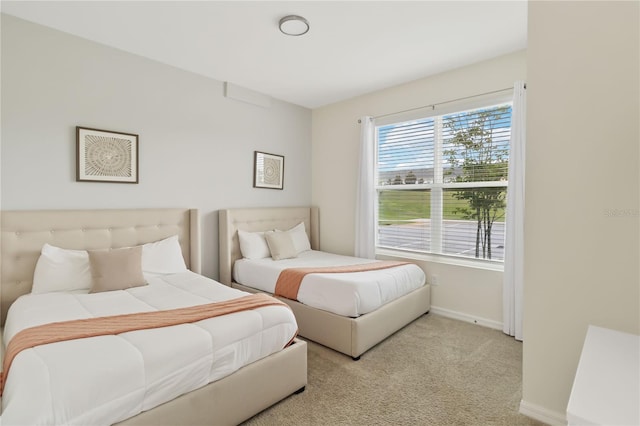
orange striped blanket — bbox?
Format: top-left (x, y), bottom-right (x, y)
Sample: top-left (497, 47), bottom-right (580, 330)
top-left (274, 261), bottom-right (410, 301)
top-left (0, 293), bottom-right (290, 396)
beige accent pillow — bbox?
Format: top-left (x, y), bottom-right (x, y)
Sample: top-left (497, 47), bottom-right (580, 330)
top-left (88, 246), bottom-right (147, 293)
top-left (265, 231), bottom-right (298, 261)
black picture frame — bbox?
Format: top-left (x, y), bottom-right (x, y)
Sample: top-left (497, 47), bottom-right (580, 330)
top-left (253, 151), bottom-right (284, 190)
top-left (76, 126), bottom-right (139, 183)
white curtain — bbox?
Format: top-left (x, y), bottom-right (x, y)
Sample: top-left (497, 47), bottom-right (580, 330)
top-left (355, 116), bottom-right (376, 259)
top-left (503, 81), bottom-right (526, 341)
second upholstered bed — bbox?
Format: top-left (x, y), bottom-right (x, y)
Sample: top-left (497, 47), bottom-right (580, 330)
top-left (219, 207), bottom-right (431, 359)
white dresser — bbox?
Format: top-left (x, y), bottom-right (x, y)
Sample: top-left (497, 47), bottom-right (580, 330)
top-left (567, 325), bottom-right (640, 426)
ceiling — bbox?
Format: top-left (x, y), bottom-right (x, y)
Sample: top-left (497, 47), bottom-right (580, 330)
top-left (1, 1), bottom-right (528, 109)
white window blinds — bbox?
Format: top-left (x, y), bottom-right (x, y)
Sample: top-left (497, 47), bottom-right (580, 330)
top-left (375, 103), bottom-right (512, 262)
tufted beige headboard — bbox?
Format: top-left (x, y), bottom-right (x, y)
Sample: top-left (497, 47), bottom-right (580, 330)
top-left (218, 207), bottom-right (319, 286)
top-left (0, 208), bottom-right (200, 325)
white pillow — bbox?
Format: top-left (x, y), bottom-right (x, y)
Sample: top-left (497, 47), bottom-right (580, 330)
top-left (141, 235), bottom-right (187, 274)
top-left (265, 231), bottom-right (298, 261)
top-left (32, 244), bottom-right (92, 294)
top-left (284, 222), bottom-right (312, 254)
top-left (237, 229), bottom-right (271, 259)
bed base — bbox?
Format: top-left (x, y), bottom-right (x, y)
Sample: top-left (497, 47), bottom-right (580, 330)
top-left (116, 338), bottom-right (307, 426)
top-left (233, 282), bottom-right (431, 359)
top-left (219, 206), bottom-right (431, 360)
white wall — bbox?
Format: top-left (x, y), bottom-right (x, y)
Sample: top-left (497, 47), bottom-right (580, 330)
top-left (0, 14), bottom-right (312, 279)
top-left (312, 51), bottom-right (526, 326)
top-left (522, 1), bottom-right (639, 424)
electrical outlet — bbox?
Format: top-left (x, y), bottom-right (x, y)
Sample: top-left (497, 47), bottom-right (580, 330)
top-left (430, 274), bottom-right (439, 286)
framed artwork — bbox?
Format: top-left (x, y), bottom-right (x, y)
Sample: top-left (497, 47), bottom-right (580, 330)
top-left (253, 151), bottom-right (284, 190)
top-left (76, 126), bottom-right (139, 183)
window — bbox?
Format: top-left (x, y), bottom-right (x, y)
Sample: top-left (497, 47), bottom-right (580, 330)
top-left (376, 102), bottom-right (512, 263)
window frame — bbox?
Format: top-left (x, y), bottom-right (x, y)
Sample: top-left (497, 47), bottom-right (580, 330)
top-left (373, 92), bottom-right (513, 268)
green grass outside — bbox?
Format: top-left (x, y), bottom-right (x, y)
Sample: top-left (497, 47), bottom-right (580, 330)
top-left (378, 189), bottom-right (506, 224)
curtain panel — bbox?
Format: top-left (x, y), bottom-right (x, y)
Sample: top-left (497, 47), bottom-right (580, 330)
top-left (355, 116), bottom-right (376, 259)
top-left (503, 81), bottom-right (526, 341)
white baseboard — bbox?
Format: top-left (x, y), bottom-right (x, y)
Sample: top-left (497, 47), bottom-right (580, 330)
top-left (429, 306), bottom-right (502, 330)
top-left (519, 400), bottom-right (567, 426)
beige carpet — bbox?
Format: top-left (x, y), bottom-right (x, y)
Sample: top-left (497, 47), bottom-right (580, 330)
top-left (243, 313), bottom-right (546, 426)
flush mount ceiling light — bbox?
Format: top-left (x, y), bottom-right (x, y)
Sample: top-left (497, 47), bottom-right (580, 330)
top-left (279, 15), bottom-right (309, 36)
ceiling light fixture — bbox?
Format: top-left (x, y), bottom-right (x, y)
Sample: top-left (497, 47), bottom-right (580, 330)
top-left (279, 15), bottom-right (309, 36)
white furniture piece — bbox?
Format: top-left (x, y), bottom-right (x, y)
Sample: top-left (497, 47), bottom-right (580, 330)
top-left (566, 325), bottom-right (640, 426)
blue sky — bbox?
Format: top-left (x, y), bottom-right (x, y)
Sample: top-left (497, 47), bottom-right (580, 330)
top-left (377, 104), bottom-right (512, 175)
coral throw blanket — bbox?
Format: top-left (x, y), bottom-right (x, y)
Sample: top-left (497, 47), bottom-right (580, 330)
top-left (275, 260), bottom-right (410, 301)
top-left (0, 293), bottom-right (289, 396)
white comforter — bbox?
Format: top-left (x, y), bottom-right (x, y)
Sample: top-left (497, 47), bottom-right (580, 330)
top-left (1, 271), bottom-right (298, 426)
top-left (233, 250), bottom-right (426, 317)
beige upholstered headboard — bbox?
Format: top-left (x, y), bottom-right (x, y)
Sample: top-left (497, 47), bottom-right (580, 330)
top-left (0, 208), bottom-right (200, 325)
top-left (218, 207), bottom-right (319, 286)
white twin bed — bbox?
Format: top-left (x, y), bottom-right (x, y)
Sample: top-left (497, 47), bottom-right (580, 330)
top-left (219, 206), bottom-right (431, 360)
top-left (0, 208), bottom-right (307, 426)
top-left (233, 250), bottom-right (426, 318)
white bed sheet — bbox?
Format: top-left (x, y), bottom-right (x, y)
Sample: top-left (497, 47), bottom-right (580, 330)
top-left (233, 250), bottom-right (426, 317)
top-left (1, 271), bottom-right (298, 426)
